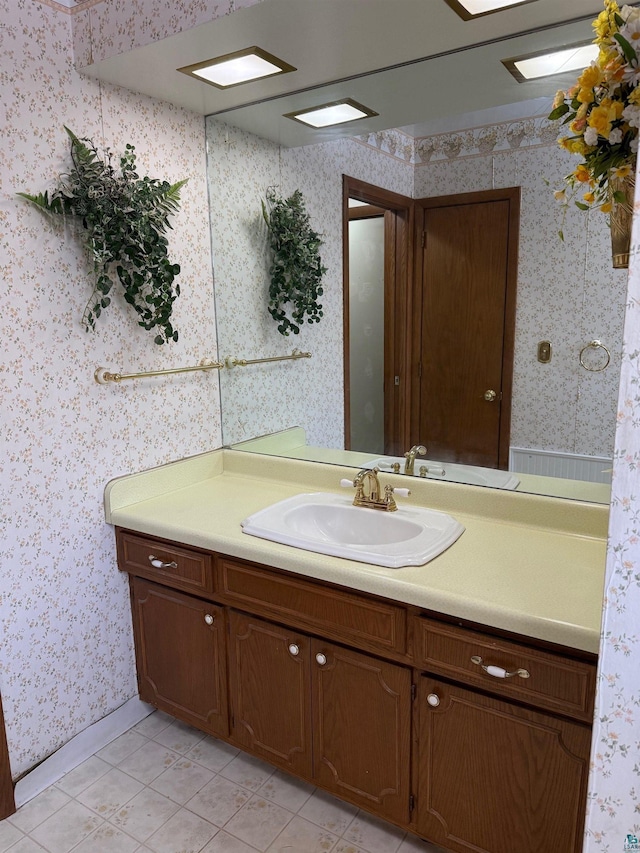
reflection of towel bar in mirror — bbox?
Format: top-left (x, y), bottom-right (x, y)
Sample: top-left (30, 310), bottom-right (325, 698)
top-left (225, 349), bottom-right (311, 369)
top-left (579, 340), bottom-right (611, 373)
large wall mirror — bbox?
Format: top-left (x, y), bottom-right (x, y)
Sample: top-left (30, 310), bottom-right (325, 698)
top-left (203, 6), bottom-right (626, 506)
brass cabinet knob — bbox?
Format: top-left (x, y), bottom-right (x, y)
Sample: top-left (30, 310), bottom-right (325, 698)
top-left (315, 652), bottom-right (327, 666)
top-left (288, 643), bottom-right (300, 657)
top-left (204, 614), bottom-right (214, 626)
top-left (427, 693), bottom-right (440, 707)
top-left (483, 389), bottom-right (497, 402)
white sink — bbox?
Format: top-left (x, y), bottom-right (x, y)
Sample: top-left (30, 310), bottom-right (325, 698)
top-left (366, 457), bottom-right (520, 490)
top-left (241, 492), bottom-right (464, 568)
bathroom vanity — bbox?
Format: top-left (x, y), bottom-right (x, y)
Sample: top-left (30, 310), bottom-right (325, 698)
top-left (106, 449), bottom-right (606, 853)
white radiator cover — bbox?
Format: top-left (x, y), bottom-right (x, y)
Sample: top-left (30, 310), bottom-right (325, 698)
top-left (509, 448), bottom-right (612, 484)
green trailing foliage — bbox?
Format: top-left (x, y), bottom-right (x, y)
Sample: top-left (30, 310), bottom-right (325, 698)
top-left (18, 127), bottom-right (187, 345)
top-left (261, 187), bottom-right (326, 336)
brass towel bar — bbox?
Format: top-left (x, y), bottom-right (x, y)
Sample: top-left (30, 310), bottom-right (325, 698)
top-left (225, 349), bottom-right (311, 368)
top-left (94, 350), bottom-right (311, 384)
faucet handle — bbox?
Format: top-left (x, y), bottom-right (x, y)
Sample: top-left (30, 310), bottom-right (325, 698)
top-left (340, 479), bottom-right (355, 488)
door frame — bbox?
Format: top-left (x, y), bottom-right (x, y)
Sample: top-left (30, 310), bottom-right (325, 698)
top-left (342, 175), bottom-right (414, 455)
top-left (0, 694), bottom-right (15, 819)
top-left (411, 187), bottom-right (520, 469)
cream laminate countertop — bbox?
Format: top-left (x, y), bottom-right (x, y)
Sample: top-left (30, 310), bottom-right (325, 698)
top-left (105, 449), bottom-right (608, 655)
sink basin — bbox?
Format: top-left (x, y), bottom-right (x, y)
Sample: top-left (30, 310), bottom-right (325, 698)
top-left (241, 492), bottom-right (464, 568)
top-left (366, 457), bottom-right (520, 490)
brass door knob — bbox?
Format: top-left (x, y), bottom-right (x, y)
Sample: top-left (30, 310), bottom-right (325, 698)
top-left (483, 389), bottom-right (497, 402)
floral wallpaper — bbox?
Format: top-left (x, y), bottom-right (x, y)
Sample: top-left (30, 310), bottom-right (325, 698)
top-left (1, 0), bottom-right (220, 776)
top-left (582, 161), bottom-right (640, 851)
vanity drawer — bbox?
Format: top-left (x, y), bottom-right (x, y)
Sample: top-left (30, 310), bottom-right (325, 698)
top-left (117, 531), bottom-right (212, 593)
top-left (217, 557), bottom-right (406, 655)
top-left (414, 616), bottom-right (596, 721)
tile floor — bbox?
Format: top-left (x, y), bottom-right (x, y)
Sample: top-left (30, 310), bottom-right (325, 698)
top-left (0, 711), bottom-right (444, 853)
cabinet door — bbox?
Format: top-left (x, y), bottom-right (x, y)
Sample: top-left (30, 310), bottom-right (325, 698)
top-left (130, 577), bottom-right (228, 737)
top-left (416, 676), bottom-right (591, 853)
top-left (311, 639), bottom-right (412, 825)
top-left (228, 610), bottom-right (313, 779)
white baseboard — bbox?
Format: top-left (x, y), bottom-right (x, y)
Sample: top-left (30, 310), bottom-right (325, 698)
top-left (13, 696), bottom-right (154, 808)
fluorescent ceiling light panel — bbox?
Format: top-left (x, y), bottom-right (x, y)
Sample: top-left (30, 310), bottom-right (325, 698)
top-left (444, 0), bottom-right (538, 20)
top-left (503, 42), bottom-right (599, 82)
top-left (286, 99), bottom-right (378, 128)
top-left (178, 47), bottom-right (295, 89)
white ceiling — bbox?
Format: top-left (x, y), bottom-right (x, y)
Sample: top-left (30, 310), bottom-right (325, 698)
top-left (80, 0), bottom-right (602, 146)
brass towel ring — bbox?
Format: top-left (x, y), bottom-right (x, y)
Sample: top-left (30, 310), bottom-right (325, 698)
top-left (579, 340), bottom-right (611, 373)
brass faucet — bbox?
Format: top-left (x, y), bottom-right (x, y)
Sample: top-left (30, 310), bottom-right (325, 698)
top-left (404, 445), bottom-right (427, 475)
top-left (351, 468), bottom-right (408, 512)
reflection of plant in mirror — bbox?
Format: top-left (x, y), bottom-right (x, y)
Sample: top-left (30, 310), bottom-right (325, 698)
top-left (18, 127), bottom-right (187, 345)
top-left (261, 187), bottom-right (326, 336)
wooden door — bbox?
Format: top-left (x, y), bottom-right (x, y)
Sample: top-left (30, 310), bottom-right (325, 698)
top-left (130, 577), bottom-right (228, 737)
top-left (227, 610), bottom-right (312, 779)
top-left (311, 639), bottom-right (412, 825)
top-left (412, 188), bottom-right (519, 469)
top-left (416, 676), bottom-right (591, 853)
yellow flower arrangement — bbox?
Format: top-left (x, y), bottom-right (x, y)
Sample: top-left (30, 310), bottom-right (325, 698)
top-left (549, 0), bottom-right (639, 237)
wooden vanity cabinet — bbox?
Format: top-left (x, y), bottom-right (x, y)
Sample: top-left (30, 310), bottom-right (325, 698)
top-left (118, 529), bottom-right (596, 853)
top-left (130, 577), bottom-right (229, 737)
top-left (228, 609), bottom-right (412, 825)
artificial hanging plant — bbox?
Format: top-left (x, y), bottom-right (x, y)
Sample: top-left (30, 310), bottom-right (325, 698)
top-left (261, 187), bottom-right (326, 336)
top-left (18, 126), bottom-right (187, 344)
top-left (547, 1), bottom-right (638, 249)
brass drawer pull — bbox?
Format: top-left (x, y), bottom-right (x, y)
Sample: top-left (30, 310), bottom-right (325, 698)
top-left (148, 555), bottom-right (178, 570)
top-left (471, 655), bottom-right (530, 680)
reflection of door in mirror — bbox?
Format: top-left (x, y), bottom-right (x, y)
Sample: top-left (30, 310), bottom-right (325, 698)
top-left (343, 177), bottom-right (413, 458)
top-left (412, 188), bottom-right (520, 470)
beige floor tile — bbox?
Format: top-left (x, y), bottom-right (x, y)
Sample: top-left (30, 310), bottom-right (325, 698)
top-left (341, 813), bottom-right (405, 853)
top-left (223, 797), bottom-right (293, 852)
top-left (150, 757), bottom-right (215, 805)
top-left (152, 720), bottom-right (206, 755)
top-left (298, 790), bottom-right (358, 835)
top-left (258, 770), bottom-right (314, 812)
top-left (185, 737), bottom-right (239, 773)
top-left (96, 731), bottom-right (149, 766)
top-left (266, 814), bottom-right (338, 852)
top-left (333, 842), bottom-right (368, 853)
top-left (132, 711), bottom-right (174, 739)
top-left (201, 830), bottom-right (261, 852)
top-left (0, 819), bottom-right (23, 853)
top-left (145, 807), bottom-right (216, 853)
top-left (8, 787), bottom-right (70, 833)
top-left (30, 800), bottom-right (103, 853)
top-left (109, 787), bottom-right (179, 842)
top-left (76, 767), bottom-right (144, 819)
top-left (71, 823), bottom-right (140, 853)
top-left (117, 740), bottom-right (181, 785)
top-left (186, 775), bottom-right (252, 827)
top-left (3, 838), bottom-right (48, 853)
top-left (55, 755), bottom-right (112, 798)
top-left (219, 753), bottom-right (274, 792)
